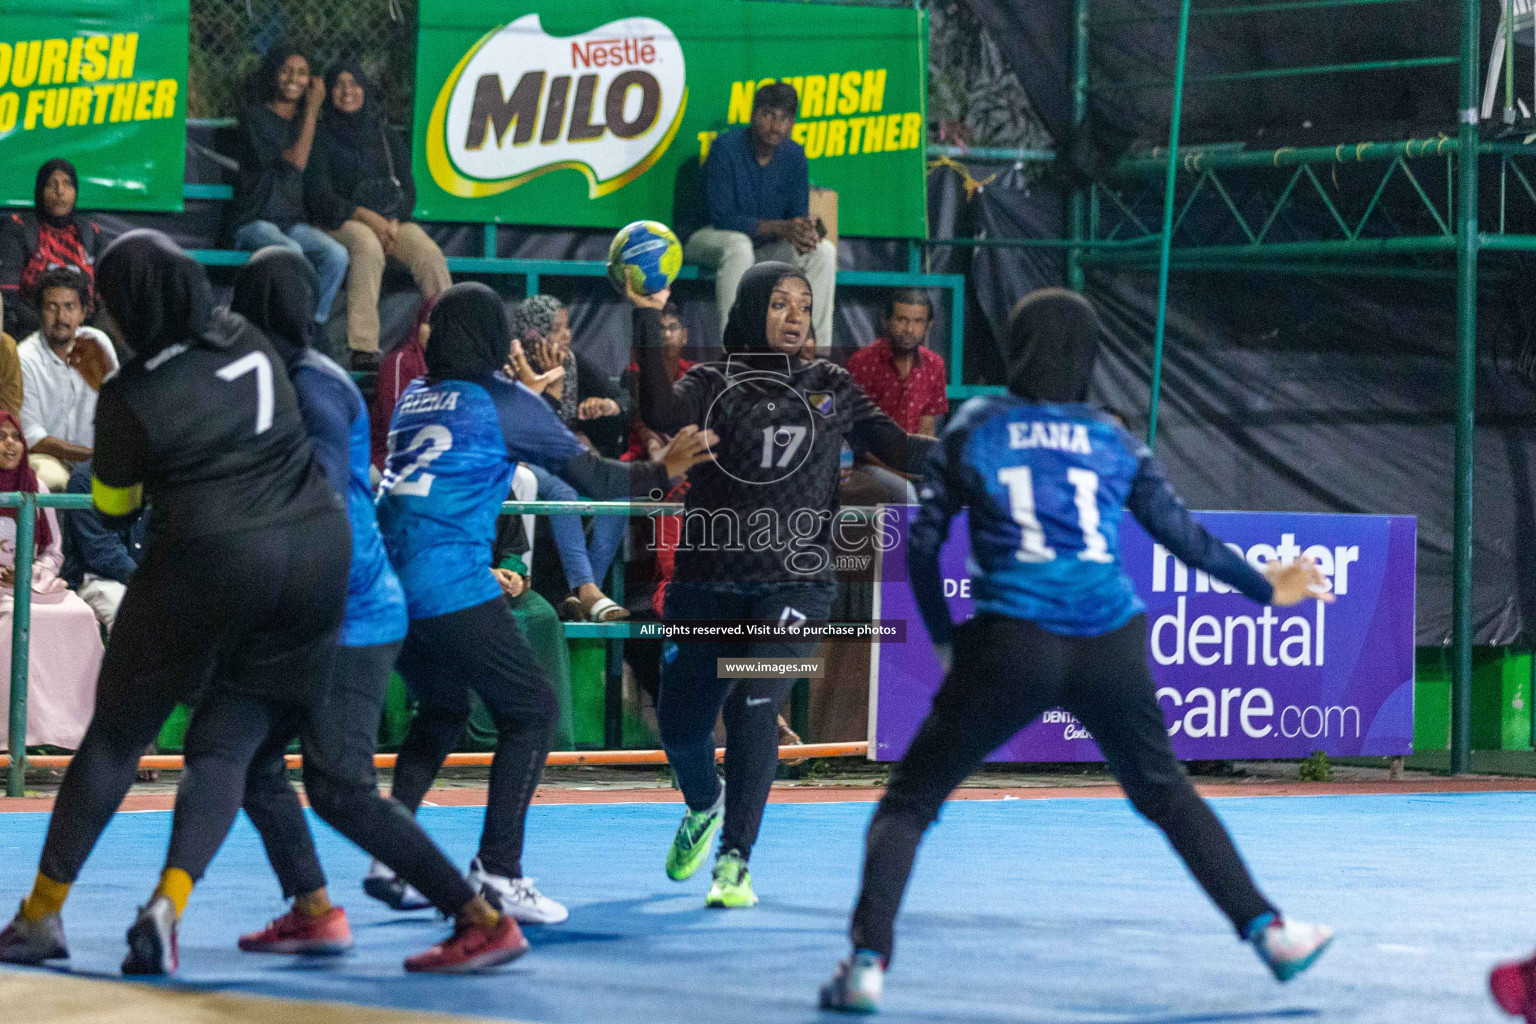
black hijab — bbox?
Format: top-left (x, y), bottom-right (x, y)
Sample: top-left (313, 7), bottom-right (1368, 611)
top-left (324, 58), bottom-right (381, 150)
top-left (425, 282), bottom-right (508, 382)
top-left (96, 230), bottom-right (215, 359)
top-left (230, 246), bottom-right (318, 365)
top-left (722, 261), bottom-right (811, 354)
top-left (34, 159), bottom-right (78, 229)
top-left (1006, 288), bottom-right (1101, 403)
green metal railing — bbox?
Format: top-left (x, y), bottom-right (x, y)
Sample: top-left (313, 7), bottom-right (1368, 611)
top-left (0, 493), bottom-right (689, 796)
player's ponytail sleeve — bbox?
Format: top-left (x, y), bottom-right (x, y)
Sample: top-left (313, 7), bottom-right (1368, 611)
top-left (557, 450), bottom-right (668, 502)
top-left (908, 428), bottom-right (967, 649)
top-left (633, 307), bottom-right (707, 435)
top-left (89, 387), bottom-right (148, 527)
top-left (1126, 452), bottom-right (1274, 605)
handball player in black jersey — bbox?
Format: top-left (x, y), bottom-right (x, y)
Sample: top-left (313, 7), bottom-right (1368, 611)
top-left (631, 262), bottom-right (935, 907)
top-left (0, 230), bottom-right (350, 975)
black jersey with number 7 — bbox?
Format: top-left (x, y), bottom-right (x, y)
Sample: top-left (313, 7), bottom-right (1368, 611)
top-left (91, 308), bottom-right (341, 543)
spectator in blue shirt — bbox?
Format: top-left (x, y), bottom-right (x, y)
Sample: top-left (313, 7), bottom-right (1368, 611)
top-left (61, 459), bottom-right (145, 631)
top-left (683, 82), bottom-right (836, 347)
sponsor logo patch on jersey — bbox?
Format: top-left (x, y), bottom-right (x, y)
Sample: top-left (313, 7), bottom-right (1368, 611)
top-left (807, 391), bottom-right (835, 415)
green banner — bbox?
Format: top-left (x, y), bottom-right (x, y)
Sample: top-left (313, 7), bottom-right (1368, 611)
top-left (414, 0), bottom-right (927, 238)
top-left (0, 0), bottom-right (188, 212)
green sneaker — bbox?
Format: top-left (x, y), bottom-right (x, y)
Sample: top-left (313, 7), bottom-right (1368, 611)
top-left (665, 790), bottom-right (724, 881)
top-left (705, 849), bottom-right (757, 908)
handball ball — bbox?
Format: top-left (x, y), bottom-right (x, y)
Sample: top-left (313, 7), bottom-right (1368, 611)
top-left (607, 220), bottom-right (682, 295)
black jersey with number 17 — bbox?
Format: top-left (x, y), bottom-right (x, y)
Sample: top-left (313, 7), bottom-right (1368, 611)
top-left (633, 309), bottom-right (934, 583)
top-left (92, 309), bottom-right (341, 543)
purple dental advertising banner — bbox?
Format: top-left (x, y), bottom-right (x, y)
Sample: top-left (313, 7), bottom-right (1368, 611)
top-left (870, 509), bottom-right (1416, 762)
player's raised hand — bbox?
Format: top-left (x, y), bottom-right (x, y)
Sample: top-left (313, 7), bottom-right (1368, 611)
top-left (656, 424), bottom-right (717, 479)
top-left (624, 281), bottom-right (671, 311)
top-left (1265, 556), bottom-right (1335, 606)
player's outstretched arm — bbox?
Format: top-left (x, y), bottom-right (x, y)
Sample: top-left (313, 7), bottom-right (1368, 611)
top-left (843, 377), bottom-right (938, 476)
top-left (625, 284), bottom-right (707, 435)
top-left (1126, 452), bottom-right (1283, 605)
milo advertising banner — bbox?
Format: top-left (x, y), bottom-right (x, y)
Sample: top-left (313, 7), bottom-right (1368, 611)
top-left (871, 508), bottom-right (1418, 762)
top-left (413, 0), bottom-right (927, 237)
top-left (0, 0), bottom-right (188, 211)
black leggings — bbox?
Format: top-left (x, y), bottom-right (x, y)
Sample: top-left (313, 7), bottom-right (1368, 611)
top-left (657, 581), bottom-right (835, 861)
top-left (240, 642), bottom-right (478, 914)
top-left (850, 614), bottom-right (1277, 964)
top-left (39, 512), bottom-right (348, 885)
top-left (391, 597), bottom-right (560, 880)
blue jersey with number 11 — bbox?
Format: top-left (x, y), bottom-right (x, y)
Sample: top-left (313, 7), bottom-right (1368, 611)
top-left (909, 395), bottom-right (1272, 644)
top-left (377, 372), bottom-right (585, 621)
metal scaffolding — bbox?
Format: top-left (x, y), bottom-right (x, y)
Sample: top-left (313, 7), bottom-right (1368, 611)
top-left (1058, 0), bottom-right (1524, 774)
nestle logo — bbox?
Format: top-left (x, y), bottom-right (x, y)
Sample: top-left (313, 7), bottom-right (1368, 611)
top-left (572, 37), bottom-right (657, 68)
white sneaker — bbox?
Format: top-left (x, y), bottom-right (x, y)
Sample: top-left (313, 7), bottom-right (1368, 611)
top-left (1250, 915), bottom-right (1333, 982)
top-left (466, 858), bottom-right (568, 925)
top-left (363, 859), bottom-right (432, 911)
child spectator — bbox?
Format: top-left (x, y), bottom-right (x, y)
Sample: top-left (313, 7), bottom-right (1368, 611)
top-left (307, 58), bottom-right (451, 369)
top-left (371, 295), bottom-right (433, 470)
top-left (231, 46), bottom-right (349, 335)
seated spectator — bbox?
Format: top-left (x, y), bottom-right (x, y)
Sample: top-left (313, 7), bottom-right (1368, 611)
top-left (681, 82), bottom-right (836, 350)
top-left (510, 295), bottom-right (629, 621)
top-left (840, 289), bottom-right (946, 505)
top-left (371, 295), bottom-right (433, 469)
top-left (307, 58), bottom-right (451, 369)
top-left (512, 295), bottom-right (627, 457)
top-left (0, 292), bottom-right (23, 419)
top-left (62, 460), bottom-right (144, 631)
top-left (0, 411), bottom-right (105, 752)
top-left (0, 160), bottom-right (102, 341)
top-left (18, 268), bottom-right (117, 493)
top-left (231, 46), bottom-right (348, 333)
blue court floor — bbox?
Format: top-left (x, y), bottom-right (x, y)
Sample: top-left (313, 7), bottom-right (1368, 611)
top-left (0, 792), bottom-right (1530, 1023)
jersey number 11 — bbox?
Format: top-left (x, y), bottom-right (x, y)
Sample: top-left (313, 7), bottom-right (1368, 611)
top-left (998, 465), bottom-right (1113, 564)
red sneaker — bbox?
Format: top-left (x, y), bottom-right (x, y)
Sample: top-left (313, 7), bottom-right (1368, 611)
top-left (1491, 953), bottom-right (1536, 1022)
top-left (238, 907), bottom-right (353, 955)
top-left (404, 914), bottom-right (529, 974)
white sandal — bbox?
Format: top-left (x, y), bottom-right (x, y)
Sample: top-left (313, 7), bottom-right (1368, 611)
top-left (585, 596), bottom-right (630, 622)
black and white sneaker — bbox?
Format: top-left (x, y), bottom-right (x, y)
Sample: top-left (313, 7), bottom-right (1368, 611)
top-left (122, 895), bottom-right (178, 975)
top-left (0, 903), bottom-right (67, 964)
top-left (466, 858), bottom-right (568, 924)
top-left (363, 859), bottom-right (432, 912)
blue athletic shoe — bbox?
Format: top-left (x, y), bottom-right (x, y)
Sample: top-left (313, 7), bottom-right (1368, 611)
top-left (819, 950), bottom-right (885, 1013)
top-left (1249, 914), bottom-right (1333, 981)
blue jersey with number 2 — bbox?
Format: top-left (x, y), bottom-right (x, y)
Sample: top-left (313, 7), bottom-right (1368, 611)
top-left (377, 372), bottom-right (586, 621)
top-left (909, 395), bottom-right (1272, 644)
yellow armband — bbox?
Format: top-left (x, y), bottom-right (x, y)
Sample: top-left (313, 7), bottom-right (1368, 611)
top-left (91, 477), bottom-right (143, 517)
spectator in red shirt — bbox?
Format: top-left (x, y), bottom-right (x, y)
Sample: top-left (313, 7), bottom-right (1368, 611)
top-left (841, 288), bottom-right (947, 504)
top-left (845, 288), bottom-right (948, 436)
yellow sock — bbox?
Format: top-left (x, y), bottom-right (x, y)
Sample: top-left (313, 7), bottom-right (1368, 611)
top-left (293, 888), bottom-right (333, 918)
top-left (19, 873), bottom-right (70, 922)
top-left (458, 894), bottom-right (502, 931)
top-left (153, 868), bottom-right (193, 917)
